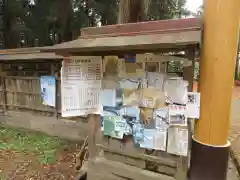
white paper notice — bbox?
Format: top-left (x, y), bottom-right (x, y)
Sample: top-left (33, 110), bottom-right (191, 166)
top-left (100, 89), bottom-right (116, 107)
top-left (61, 57), bottom-right (102, 117)
top-left (186, 92), bottom-right (200, 119)
top-left (164, 78), bottom-right (188, 105)
top-left (169, 105), bottom-right (187, 126)
top-left (153, 108), bottom-right (169, 128)
top-left (153, 128), bottom-right (167, 151)
top-left (167, 127), bottom-right (189, 156)
top-left (147, 72), bottom-right (166, 90)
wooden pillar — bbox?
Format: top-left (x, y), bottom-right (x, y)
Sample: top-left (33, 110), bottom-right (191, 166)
top-left (183, 48), bottom-right (195, 91)
top-left (51, 63), bottom-right (58, 118)
top-left (189, 0), bottom-right (240, 180)
top-left (0, 64), bottom-right (7, 114)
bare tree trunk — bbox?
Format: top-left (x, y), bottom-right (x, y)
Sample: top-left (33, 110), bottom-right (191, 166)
top-left (5, 17), bottom-right (20, 48)
top-left (56, 0), bottom-right (73, 42)
top-left (118, 0), bottom-right (151, 24)
top-left (105, 0), bottom-right (151, 76)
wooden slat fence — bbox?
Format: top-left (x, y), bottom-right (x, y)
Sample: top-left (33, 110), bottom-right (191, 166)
top-left (0, 76), bottom-right (62, 115)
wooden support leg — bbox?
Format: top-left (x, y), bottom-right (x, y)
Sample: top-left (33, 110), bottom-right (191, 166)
top-left (87, 114), bottom-right (100, 160)
top-left (50, 63), bottom-right (58, 118)
top-left (0, 64), bottom-right (7, 114)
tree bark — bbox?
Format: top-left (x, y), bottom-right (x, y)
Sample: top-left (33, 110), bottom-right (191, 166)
top-left (117, 0), bottom-right (151, 24)
top-left (56, 0), bottom-right (73, 42)
top-left (5, 17), bottom-right (20, 48)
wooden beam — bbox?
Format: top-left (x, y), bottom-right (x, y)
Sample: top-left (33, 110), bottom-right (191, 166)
top-left (80, 18), bottom-right (201, 38)
top-left (183, 47), bottom-right (196, 91)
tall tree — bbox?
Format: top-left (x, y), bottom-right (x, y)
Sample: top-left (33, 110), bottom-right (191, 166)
top-left (94, 0), bottom-right (118, 25)
top-left (2, 0), bottom-right (190, 48)
top-left (118, 0), bottom-right (151, 23)
top-left (4, 0), bottom-right (29, 48)
top-left (24, 0), bottom-right (57, 46)
top-left (56, 0), bottom-right (73, 42)
top-left (147, 0), bottom-right (190, 20)
top-left (197, 5), bottom-right (203, 16)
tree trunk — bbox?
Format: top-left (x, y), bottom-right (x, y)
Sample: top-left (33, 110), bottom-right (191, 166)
top-left (5, 17), bottom-right (20, 48)
top-left (118, 0), bottom-right (151, 24)
top-left (56, 0), bottom-right (73, 42)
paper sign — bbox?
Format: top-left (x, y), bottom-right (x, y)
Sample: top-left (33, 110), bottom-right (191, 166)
top-left (122, 118), bottom-right (133, 135)
top-left (140, 128), bottom-right (167, 151)
top-left (122, 89), bottom-right (140, 106)
top-left (103, 116), bottom-right (124, 139)
top-left (115, 119), bottom-right (126, 132)
top-left (123, 106), bottom-right (140, 122)
top-left (164, 78), bottom-right (188, 105)
top-left (147, 72), bottom-right (166, 90)
top-left (153, 128), bottom-right (167, 151)
top-left (186, 92), bottom-right (200, 119)
top-left (169, 105), bottom-right (187, 126)
top-left (167, 127), bottom-right (189, 156)
top-left (40, 76), bottom-right (56, 107)
top-left (100, 89), bottom-right (116, 107)
top-left (140, 108), bottom-right (154, 128)
top-left (140, 129), bottom-right (154, 149)
top-left (153, 108), bottom-right (169, 129)
top-left (101, 107), bottom-right (119, 131)
top-left (140, 88), bottom-right (165, 108)
top-left (61, 57), bottom-right (102, 117)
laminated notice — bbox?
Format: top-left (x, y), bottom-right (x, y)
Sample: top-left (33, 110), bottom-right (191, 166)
top-left (167, 127), bottom-right (189, 156)
top-left (61, 56), bottom-right (102, 117)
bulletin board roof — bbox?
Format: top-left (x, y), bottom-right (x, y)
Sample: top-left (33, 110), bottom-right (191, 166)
top-left (41, 30), bottom-right (201, 56)
top-left (80, 17), bottom-right (202, 38)
top-left (41, 18), bottom-right (201, 55)
top-left (0, 47), bottom-right (63, 61)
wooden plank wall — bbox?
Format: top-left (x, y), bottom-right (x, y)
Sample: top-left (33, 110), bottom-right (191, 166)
top-left (0, 61), bottom-right (61, 116)
top-left (4, 76), bottom-right (57, 113)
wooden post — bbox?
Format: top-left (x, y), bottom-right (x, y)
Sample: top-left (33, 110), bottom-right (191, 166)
top-left (51, 63), bottom-right (58, 118)
top-left (183, 47), bottom-right (195, 92)
top-left (0, 63), bottom-right (7, 114)
top-left (88, 114), bottom-right (100, 160)
top-left (189, 0), bottom-right (240, 180)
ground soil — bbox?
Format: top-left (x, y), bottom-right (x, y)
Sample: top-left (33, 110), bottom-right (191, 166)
top-left (0, 147), bottom-right (80, 180)
top-left (0, 127), bottom-right (82, 180)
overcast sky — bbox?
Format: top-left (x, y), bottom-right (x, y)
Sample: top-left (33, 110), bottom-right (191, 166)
top-left (185, 0), bottom-right (203, 13)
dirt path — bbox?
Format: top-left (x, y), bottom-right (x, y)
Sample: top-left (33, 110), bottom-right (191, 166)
top-left (0, 126), bottom-right (81, 180)
top-left (230, 86), bottom-right (240, 179)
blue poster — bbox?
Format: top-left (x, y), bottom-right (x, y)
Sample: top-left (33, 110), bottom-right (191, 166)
top-left (40, 76), bottom-right (56, 107)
